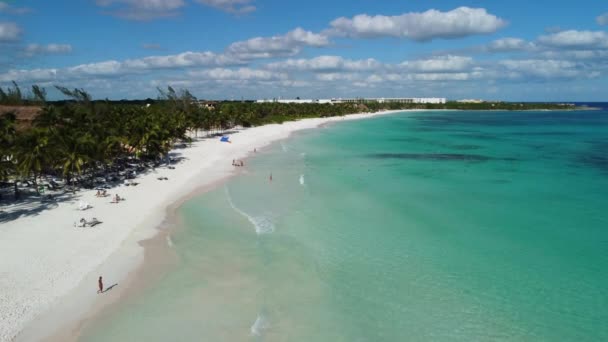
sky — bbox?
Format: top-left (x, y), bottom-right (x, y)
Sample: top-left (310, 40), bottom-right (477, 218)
top-left (0, 0), bottom-right (607, 101)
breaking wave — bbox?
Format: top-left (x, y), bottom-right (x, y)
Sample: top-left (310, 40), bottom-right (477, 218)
top-left (225, 187), bottom-right (275, 235)
top-left (250, 313), bottom-right (270, 337)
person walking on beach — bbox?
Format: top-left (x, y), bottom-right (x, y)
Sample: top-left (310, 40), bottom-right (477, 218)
top-left (97, 276), bottom-right (104, 294)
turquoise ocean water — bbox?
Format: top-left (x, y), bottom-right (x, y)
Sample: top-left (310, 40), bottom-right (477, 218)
top-left (82, 110), bottom-right (608, 341)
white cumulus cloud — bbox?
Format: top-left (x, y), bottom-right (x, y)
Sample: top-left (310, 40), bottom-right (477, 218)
top-left (123, 51), bottom-right (241, 69)
top-left (499, 59), bottom-right (589, 79)
top-left (96, 0), bottom-right (185, 20)
top-left (539, 49), bottom-right (608, 60)
top-left (195, 0), bottom-right (255, 14)
top-left (487, 38), bottom-right (534, 52)
top-left (67, 60), bottom-right (123, 76)
top-left (0, 1), bottom-right (30, 14)
top-left (0, 50), bottom-right (242, 83)
top-left (189, 67), bottom-right (287, 80)
top-left (96, 0), bottom-right (256, 19)
top-left (266, 55), bottom-right (381, 72)
top-left (0, 68), bottom-right (59, 83)
top-left (24, 44), bottom-right (73, 57)
top-left (0, 22), bottom-right (21, 41)
top-left (538, 30), bottom-right (608, 49)
top-left (408, 73), bottom-right (474, 81)
top-left (315, 72), bottom-right (362, 82)
top-left (400, 55), bottom-right (473, 73)
top-left (597, 13), bottom-right (608, 26)
top-left (329, 7), bottom-right (506, 41)
top-left (225, 28), bottom-right (330, 59)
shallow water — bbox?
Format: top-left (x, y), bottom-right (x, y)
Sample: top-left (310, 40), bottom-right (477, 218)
top-left (81, 110), bottom-right (608, 341)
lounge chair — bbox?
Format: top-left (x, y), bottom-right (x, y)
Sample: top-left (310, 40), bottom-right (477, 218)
top-left (78, 201), bottom-right (93, 210)
top-left (124, 180), bottom-right (139, 186)
top-left (86, 218), bottom-right (102, 226)
top-left (74, 217), bottom-right (102, 227)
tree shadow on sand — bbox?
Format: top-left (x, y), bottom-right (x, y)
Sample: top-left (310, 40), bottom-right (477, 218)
top-left (0, 190), bottom-right (78, 224)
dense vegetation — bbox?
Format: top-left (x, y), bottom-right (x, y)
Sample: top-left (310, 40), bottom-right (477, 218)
top-left (0, 83), bottom-right (576, 199)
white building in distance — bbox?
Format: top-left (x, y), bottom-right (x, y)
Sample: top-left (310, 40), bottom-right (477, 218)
top-left (255, 99), bottom-right (333, 104)
top-left (457, 99), bottom-right (485, 103)
top-left (256, 97), bottom-right (446, 104)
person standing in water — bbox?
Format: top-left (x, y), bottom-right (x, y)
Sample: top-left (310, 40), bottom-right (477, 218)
top-left (97, 276), bottom-right (104, 294)
top-left (269, 173), bottom-right (273, 182)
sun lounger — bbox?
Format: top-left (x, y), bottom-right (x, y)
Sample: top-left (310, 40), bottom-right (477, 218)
top-left (74, 218), bottom-right (102, 227)
top-left (78, 201), bottom-right (93, 210)
top-left (87, 218), bottom-right (102, 226)
top-left (124, 180), bottom-right (139, 186)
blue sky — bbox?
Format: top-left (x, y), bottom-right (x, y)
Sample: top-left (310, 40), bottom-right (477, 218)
top-left (0, 0), bottom-right (607, 100)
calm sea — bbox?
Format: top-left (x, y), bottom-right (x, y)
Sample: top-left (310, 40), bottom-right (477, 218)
top-left (82, 110), bottom-right (608, 341)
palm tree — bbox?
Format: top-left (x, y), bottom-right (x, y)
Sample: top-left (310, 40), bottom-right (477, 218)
top-left (0, 113), bottom-right (17, 199)
top-left (0, 113), bottom-right (16, 179)
top-left (54, 130), bottom-right (95, 190)
top-left (14, 128), bottom-right (49, 195)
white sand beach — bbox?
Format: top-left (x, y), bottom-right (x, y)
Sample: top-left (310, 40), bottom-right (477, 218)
top-left (1, 110), bottom-right (403, 342)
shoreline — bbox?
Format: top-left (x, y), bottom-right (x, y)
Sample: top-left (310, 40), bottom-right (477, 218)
top-left (38, 177), bottom-right (232, 342)
top-left (6, 109), bottom-right (406, 342)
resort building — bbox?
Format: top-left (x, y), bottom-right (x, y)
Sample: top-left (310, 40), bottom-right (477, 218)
top-left (256, 97), bottom-right (447, 104)
top-left (336, 97), bottom-right (446, 104)
top-left (255, 99), bottom-right (333, 104)
top-left (457, 99), bottom-right (485, 103)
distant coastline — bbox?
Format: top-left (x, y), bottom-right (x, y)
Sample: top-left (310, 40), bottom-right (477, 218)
top-left (1, 100), bottom-right (591, 132)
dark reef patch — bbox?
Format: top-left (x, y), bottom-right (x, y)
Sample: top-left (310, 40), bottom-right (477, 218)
top-left (452, 133), bottom-right (502, 141)
top-left (388, 138), bottom-right (481, 151)
top-left (510, 131), bottom-right (576, 136)
top-left (368, 153), bottom-right (520, 163)
top-left (578, 141), bottom-right (608, 173)
top-left (451, 144), bottom-right (481, 150)
top-left (369, 153), bottom-right (491, 162)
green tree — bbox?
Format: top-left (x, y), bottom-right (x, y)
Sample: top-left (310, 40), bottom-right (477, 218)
top-left (14, 128), bottom-right (49, 194)
top-left (0, 113), bottom-right (17, 182)
top-left (54, 130), bottom-right (95, 189)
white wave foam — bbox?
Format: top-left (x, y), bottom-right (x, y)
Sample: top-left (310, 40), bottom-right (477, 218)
top-left (225, 187), bottom-right (275, 235)
top-left (299, 174), bottom-right (305, 186)
top-left (280, 142), bottom-right (288, 152)
top-left (250, 314), bottom-right (270, 337)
